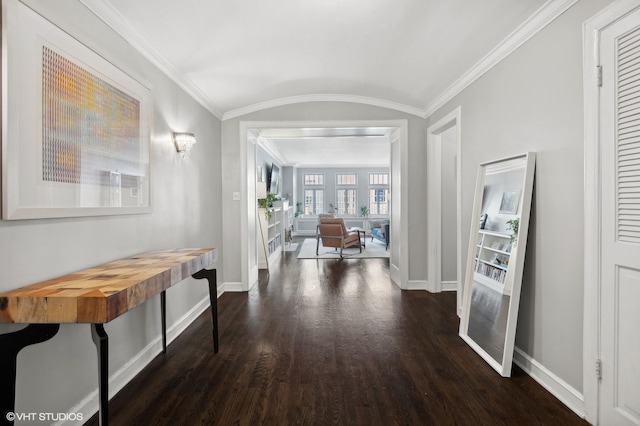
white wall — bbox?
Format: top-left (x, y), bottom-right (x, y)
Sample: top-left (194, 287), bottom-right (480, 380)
top-left (0, 0), bottom-right (222, 419)
top-left (221, 103), bottom-right (426, 286)
top-left (426, 0), bottom-right (613, 393)
top-left (441, 127), bottom-right (458, 282)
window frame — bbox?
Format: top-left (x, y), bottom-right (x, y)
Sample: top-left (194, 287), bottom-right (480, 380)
top-left (368, 173), bottom-right (389, 216)
top-left (303, 173), bottom-right (325, 216)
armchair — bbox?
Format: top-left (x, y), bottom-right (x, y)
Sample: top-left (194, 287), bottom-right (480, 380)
top-left (316, 217), bottom-right (362, 258)
top-left (369, 221), bottom-right (390, 250)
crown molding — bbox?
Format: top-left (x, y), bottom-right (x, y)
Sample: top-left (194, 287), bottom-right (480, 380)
top-left (423, 0), bottom-right (579, 118)
top-left (222, 94), bottom-right (425, 121)
top-left (80, 0), bottom-right (577, 123)
top-left (79, 0), bottom-right (223, 119)
top-left (256, 137), bottom-right (289, 166)
top-left (294, 163), bottom-right (391, 169)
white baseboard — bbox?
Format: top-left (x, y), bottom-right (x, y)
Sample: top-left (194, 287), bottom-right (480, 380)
top-left (513, 347), bottom-right (586, 419)
top-left (405, 280), bottom-right (428, 290)
top-left (60, 295), bottom-right (213, 425)
top-left (441, 280), bottom-right (458, 291)
top-left (222, 281), bottom-right (245, 292)
top-left (425, 280), bottom-right (457, 292)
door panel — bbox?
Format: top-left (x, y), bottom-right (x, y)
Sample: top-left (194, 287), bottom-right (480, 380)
top-left (601, 8), bottom-right (640, 425)
top-left (615, 267), bottom-right (640, 421)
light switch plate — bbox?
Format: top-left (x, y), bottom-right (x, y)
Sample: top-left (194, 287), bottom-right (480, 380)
top-left (232, 192), bottom-right (241, 201)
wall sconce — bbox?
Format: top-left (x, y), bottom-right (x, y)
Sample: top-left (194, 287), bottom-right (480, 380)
top-left (173, 132), bottom-right (196, 158)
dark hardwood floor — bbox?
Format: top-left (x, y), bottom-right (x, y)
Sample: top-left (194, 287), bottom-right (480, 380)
top-left (87, 239), bottom-right (588, 425)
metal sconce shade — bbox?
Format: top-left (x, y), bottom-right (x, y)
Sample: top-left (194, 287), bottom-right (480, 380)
top-left (173, 132), bottom-right (196, 158)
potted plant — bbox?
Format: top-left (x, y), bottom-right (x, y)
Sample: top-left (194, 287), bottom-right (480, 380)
top-left (258, 191), bottom-right (277, 219)
top-left (506, 218), bottom-right (520, 245)
top-left (360, 205), bottom-right (370, 218)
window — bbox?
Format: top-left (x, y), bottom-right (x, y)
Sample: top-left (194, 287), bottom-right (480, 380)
top-left (335, 174), bottom-right (357, 215)
top-left (304, 174), bottom-right (324, 186)
top-left (304, 189), bottom-right (324, 215)
top-left (369, 188), bottom-right (389, 215)
top-left (303, 174), bottom-right (324, 215)
top-left (336, 173), bottom-right (357, 185)
top-left (336, 189), bottom-right (357, 215)
top-left (369, 173), bottom-right (388, 185)
top-left (369, 173), bottom-right (389, 215)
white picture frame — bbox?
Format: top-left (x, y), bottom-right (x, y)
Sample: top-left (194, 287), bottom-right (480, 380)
top-left (2, 0), bottom-right (152, 220)
top-left (498, 190), bottom-right (520, 215)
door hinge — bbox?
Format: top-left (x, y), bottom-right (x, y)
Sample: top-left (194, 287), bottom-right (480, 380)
top-left (597, 65), bottom-right (603, 87)
top-left (596, 359), bottom-right (602, 380)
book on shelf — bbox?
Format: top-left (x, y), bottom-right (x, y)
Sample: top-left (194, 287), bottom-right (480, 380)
top-left (476, 263), bottom-right (507, 283)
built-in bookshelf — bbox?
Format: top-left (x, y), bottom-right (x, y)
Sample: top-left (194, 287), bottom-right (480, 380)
top-left (258, 207), bottom-right (282, 269)
top-left (273, 200), bottom-right (293, 248)
top-left (474, 230), bottom-right (513, 294)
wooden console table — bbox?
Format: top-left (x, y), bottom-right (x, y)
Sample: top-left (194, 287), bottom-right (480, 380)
top-left (0, 248), bottom-right (218, 425)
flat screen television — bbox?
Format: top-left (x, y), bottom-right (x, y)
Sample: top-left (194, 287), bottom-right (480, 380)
top-left (269, 163), bottom-right (279, 194)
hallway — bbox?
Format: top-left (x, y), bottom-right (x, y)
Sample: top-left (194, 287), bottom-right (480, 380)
top-left (88, 243), bottom-right (587, 425)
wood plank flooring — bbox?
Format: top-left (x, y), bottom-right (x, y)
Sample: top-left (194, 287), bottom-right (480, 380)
top-left (87, 240), bottom-right (588, 425)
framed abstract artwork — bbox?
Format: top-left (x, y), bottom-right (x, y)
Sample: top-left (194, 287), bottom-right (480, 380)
top-left (1, 0), bottom-right (152, 219)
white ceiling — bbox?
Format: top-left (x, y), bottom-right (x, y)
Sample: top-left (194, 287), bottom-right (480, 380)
top-left (257, 127), bottom-right (393, 167)
top-left (81, 0), bottom-right (552, 166)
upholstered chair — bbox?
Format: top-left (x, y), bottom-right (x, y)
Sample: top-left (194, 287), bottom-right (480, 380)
top-left (316, 217), bottom-right (362, 258)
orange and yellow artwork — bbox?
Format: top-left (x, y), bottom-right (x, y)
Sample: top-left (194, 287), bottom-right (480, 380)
top-left (41, 46), bottom-right (141, 185)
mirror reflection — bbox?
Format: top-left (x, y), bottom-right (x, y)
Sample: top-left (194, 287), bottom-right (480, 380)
top-left (460, 153), bottom-right (535, 377)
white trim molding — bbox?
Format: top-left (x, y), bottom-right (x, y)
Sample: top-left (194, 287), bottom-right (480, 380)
top-left (223, 94), bottom-right (424, 121)
top-left (423, 0), bottom-right (579, 117)
top-left (513, 347), bottom-right (586, 420)
top-left (79, 0), bottom-right (223, 119)
top-left (405, 280), bottom-right (428, 291)
top-left (426, 107), bottom-right (462, 312)
top-left (240, 120), bottom-right (409, 291)
top-left (220, 281), bottom-right (245, 293)
top-left (82, 0), bottom-right (577, 122)
top-left (441, 281), bottom-right (458, 292)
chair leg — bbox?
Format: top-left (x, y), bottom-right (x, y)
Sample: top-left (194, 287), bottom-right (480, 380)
top-left (316, 235), bottom-right (320, 255)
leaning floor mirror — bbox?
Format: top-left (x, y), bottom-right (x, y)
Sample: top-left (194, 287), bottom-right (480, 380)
top-left (459, 152), bottom-right (536, 377)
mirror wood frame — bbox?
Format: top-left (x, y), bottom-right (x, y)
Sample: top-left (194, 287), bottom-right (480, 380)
top-left (459, 152), bottom-right (536, 377)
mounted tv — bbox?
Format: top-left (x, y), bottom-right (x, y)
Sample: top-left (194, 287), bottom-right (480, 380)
top-left (269, 163), bottom-right (279, 194)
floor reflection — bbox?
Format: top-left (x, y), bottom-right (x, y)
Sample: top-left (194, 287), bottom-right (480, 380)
top-left (467, 281), bottom-right (510, 363)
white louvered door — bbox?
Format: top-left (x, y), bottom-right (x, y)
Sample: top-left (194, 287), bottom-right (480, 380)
top-left (600, 8), bottom-right (640, 425)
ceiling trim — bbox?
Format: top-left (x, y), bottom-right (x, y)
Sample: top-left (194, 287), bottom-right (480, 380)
top-left (80, 0), bottom-right (577, 123)
top-left (257, 137), bottom-right (289, 166)
top-left (222, 94), bottom-right (425, 121)
top-left (423, 0), bottom-right (579, 118)
top-left (79, 0), bottom-right (224, 119)
top-left (293, 163), bottom-right (391, 169)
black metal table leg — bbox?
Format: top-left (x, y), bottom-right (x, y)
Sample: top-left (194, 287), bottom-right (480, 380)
top-left (160, 291), bottom-right (167, 354)
top-left (91, 324), bottom-right (108, 426)
top-left (191, 269), bottom-right (218, 353)
top-left (0, 324), bottom-right (60, 425)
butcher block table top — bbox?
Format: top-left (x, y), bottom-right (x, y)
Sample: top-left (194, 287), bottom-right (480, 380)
top-left (0, 248), bottom-right (217, 324)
